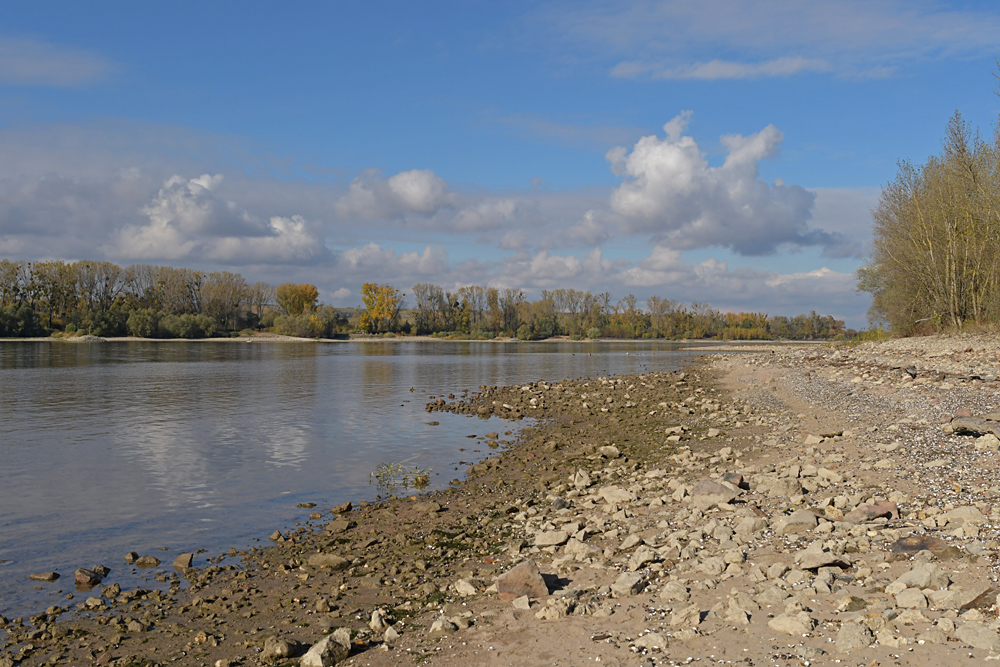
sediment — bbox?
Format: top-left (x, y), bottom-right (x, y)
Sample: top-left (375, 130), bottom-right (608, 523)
top-left (6, 333), bottom-right (1000, 666)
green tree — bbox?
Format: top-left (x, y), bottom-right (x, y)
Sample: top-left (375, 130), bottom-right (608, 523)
top-left (276, 283), bottom-right (319, 315)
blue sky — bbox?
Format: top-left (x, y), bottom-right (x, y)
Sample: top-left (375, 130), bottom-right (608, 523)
top-left (1, 1), bottom-right (999, 327)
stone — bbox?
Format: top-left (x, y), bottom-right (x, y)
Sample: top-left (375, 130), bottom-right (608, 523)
top-left (629, 545), bottom-right (657, 571)
top-left (773, 510), bottom-right (819, 534)
top-left (836, 621), bottom-right (873, 652)
top-left (134, 556), bottom-right (160, 568)
top-left (173, 553), bottom-right (194, 570)
top-left (123, 552), bottom-right (139, 563)
top-left (795, 545), bottom-right (850, 570)
top-left (735, 517), bottom-right (768, 535)
top-left (941, 506), bottom-right (986, 527)
top-left (262, 636), bottom-right (301, 660)
top-left (308, 553), bottom-right (349, 571)
top-left (669, 604), bottom-right (701, 627)
top-left (429, 619), bottom-right (458, 634)
top-left (895, 587), bottom-right (928, 609)
top-left (300, 635), bottom-right (350, 667)
top-left (843, 501), bottom-right (898, 523)
top-left (635, 632), bottom-right (668, 648)
top-left (659, 581), bottom-right (689, 602)
top-left (75, 568), bottom-right (103, 585)
top-left (572, 470), bottom-right (591, 489)
top-left (331, 501), bottom-right (353, 514)
top-left (28, 572), bottom-right (59, 582)
top-left (955, 621), bottom-right (1000, 653)
top-left (768, 611), bottom-right (815, 636)
top-left (599, 486), bottom-right (636, 504)
top-left (496, 560), bottom-right (549, 600)
top-left (767, 477), bottom-right (804, 498)
top-left (370, 609), bottom-right (388, 631)
top-left (384, 626), bottom-right (400, 644)
top-left (512, 595), bottom-right (531, 609)
top-left (890, 535), bottom-right (963, 560)
top-left (689, 479), bottom-right (737, 510)
top-left (895, 563), bottom-right (950, 590)
top-left (325, 518), bottom-right (353, 534)
top-left (610, 572), bottom-right (645, 597)
top-left (454, 578), bottom-right (478, 597)
top-left (534, 531), bottom-right (569, 547)
top-left (598, 445), bottom-right (620, 458)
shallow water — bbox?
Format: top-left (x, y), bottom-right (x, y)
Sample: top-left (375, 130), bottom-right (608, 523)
top-left (0, 339), bottom-right (701, 618)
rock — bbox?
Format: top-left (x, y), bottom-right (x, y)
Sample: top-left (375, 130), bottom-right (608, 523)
top-left (890, 535), bottom-right (963, 560)
top-left (635, 632), bottom-right (668, 648)
top-left (955, 621), bottom-right (1000, 652)
top-left (262, 636), bottom-right (301, 660)
top-left (123, 552), bottom-right (139, 563)
top-left (308, 553), bottom-right (349, 571)
top-left (767, 477), bottom-right (804, 498)
top-left (75, 568), bottom-right (103, 585)
top-left (413, 501), bottom-right (443, 515)
top-left (173, 553), bottom-right (194, 570)
top-left (836, 622), bottom-right (873, 652)
top-left (28, 572), bottom-right (59, 582)
top-left (895, 563), bottom-right (950, 590)
top-left (941, 506), bottom-right (986, 527)
top-left (895, 587), bottom-right (928, 609)
top-left (454, 578), bottom-right (479, 597)
top-left (370, 609), bottom-right (388, 631)
top-left (735, 517), bottom-right (768, 535)
top-left (325, 518), bottom-right (353, 534)
top-left (384, 626), bottom-right (400, 644)
top-left (598, 445), bottom-right (620, 458)
top-left (951, 417), bottom-right (1000, 437)
top-left (629, 545), bottom-right (657, 571)
top-left (599, 486), bottom-right (636, 504)
top-left (512, 595), bottom-right (531, 610)
top-left (300, 634), bottom-right (350, 667)
top-left (689, 480), bottom-right (737, 510)
top-left (795, 546), bottom-right (850, 570)
top-left (331, 501), bottom-right (353, 514)
top-left (659, 581), bottom-right (690, 602)
top-left (134, 556), bottom-right (160, 568)
top-left (843, 501), bottom-right (898, 523)
top-left (535, 531), bottom-right (569, 547)
top-left (773, 510), bottom-right (819, 534)
top-left (429, 619), bottom-right (458, 634)
top-left (572, 470), bottom-right (591, 489)
top-left (610, 572), bottom-right (645, 597)
top-left (669, 604), bottom-right (702, 627)
top-left (768, 611), bottom-right (816, 636)
top-left (496, 560), bottom-right (549, 600)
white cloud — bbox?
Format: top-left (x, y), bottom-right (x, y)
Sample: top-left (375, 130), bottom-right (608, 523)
top-left (335, 168), bottom-right (454, 219)
top-left (541, 0), bottom-right (1000, 78)
top-left (603, 113), bottom-right (857, 256)
top-left (612, 56), bottom-right (830, 80)
top-left (0, 37), bottom-right (116, 87)
top-left (110, 174), bottom-right (328, 264)
top-left (338, 242), bottom-right (449, 278)
top-left (331, 287), bottom-right (351, 299)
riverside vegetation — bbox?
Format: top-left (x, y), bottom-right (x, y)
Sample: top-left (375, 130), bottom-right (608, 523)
top-left (8, 333), bottom-right (1000, 665)
top-left (0, 259), bottom-right (850, 341)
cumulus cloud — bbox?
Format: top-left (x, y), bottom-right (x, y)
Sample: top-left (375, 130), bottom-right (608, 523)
top-left (110, 174), bottom-right (329, 264)
top-left (604, 112), bottom-right (857, 256)
top-left (338, 242), bottom-right (449, 278)
top-left (335, 168), bottom-right (454, 220)
top-left (0, 37), bottom-right (116, 87)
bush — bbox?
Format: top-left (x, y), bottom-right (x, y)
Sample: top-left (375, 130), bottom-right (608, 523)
top-left (516, 323), bottom-right (534, 340)
top-left (0, 304), bottom-right (44, 337)
top-left (158, 313), bottom-right (216, 339)
top-left (64, 323), bottom-right (77, 333)
top-left (127, 308), bottom-right (160, 338)
top-left (586, 327), bottom-right (602, 339)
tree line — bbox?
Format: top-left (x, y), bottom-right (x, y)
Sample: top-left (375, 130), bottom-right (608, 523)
top-left (859, 111), bottom-right (1000, 334)
top-left (0, 260), bottom-right (346, 338)
top-left (359, 282), bottom-right (849, 341)
top-left (0, 260), bottom-right (849, 340)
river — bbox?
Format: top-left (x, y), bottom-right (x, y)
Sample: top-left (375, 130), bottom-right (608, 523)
top-left (0, 339), bottom-right (704, 618)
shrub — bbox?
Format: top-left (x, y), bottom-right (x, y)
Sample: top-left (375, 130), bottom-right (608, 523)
top-left (586, 327), bottom-right (602, 339)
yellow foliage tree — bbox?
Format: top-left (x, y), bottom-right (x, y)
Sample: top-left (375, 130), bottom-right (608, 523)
top-left (359, 282), bottom-right (403, 333)
top-left (276, 283), bottom-right (319, 315)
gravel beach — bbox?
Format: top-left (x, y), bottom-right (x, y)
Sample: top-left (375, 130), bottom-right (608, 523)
top-left (7, 333), bottom-right (1000, 667)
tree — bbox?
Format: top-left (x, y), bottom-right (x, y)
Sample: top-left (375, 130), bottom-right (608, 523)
top-left (859, 112), bottom-right (1000, 332)
top-left (276, 283), bottom-right (319, 315)
top-left (202, 271), bottom-right (249, 330)
top-left (248, 282), bottom-right (276, 321)
top-left (359, 283), bottom-right (403, 333)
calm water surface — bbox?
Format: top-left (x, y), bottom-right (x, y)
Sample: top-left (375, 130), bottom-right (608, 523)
top-left (0, 339), bottom-right (702, 617)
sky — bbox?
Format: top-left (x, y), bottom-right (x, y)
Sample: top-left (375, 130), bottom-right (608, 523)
top-left (1, 1), bottom-right (999, 327)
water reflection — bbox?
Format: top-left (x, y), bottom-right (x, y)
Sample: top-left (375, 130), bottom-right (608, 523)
top-left (0, 339), bottom-right (703, 618)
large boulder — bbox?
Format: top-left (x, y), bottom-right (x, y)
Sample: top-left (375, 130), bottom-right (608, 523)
top-left (496, 560), bottom-right (548, 600)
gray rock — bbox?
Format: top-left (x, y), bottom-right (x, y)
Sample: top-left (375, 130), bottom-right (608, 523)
top-left (796, 546), bottom-right (850, 570)
top-left (767, 477), bottom-right (804, 498)
top-left (173, 553), bottom-right (194, 570)
top-left (573, 470), bottom-right (592, 489)
top-left (535, 531), bottom-right (569, 547)
top-left (429, 618), bottom-right (458, 634)
top-left (134, 556), bottom-right (161, 569)
top-left (895, 562), bottom-right (950, 590)
top-left (689, 480), bottom-right (737, 510)
top-left (895, 588), bottom-right (928, 609)
top-left (262, 636), bottom-right (302, 660)
top-left (629, 545), bottom-right (657, 571)
top-left (610, 572), bottom-right (645, 597)
top-left (773, 510), bottom-right (819, 534)
top-left (496, 559), bottom-right (548, 600)
top-left (28, 572), bottom-right (59, 582)
top-left (955, 621), bottom-right (1000, 652)
top-left (300, 634), bottom-right (350, 667)
top-left (836, 621), bottom-right (873, 652)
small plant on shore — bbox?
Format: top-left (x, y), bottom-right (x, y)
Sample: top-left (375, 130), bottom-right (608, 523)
top-left (369, 458), bottom-right (431, 497)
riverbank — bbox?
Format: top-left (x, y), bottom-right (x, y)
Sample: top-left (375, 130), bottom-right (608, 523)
top-left (6, 334), bottom-right (1000, 666)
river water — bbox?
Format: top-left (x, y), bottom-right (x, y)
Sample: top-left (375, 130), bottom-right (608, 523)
top-left (0, 339), bottom-right (703, 618)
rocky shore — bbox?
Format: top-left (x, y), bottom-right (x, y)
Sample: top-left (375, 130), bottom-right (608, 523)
top-left (6, 333), bottom-right (1000, 666)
